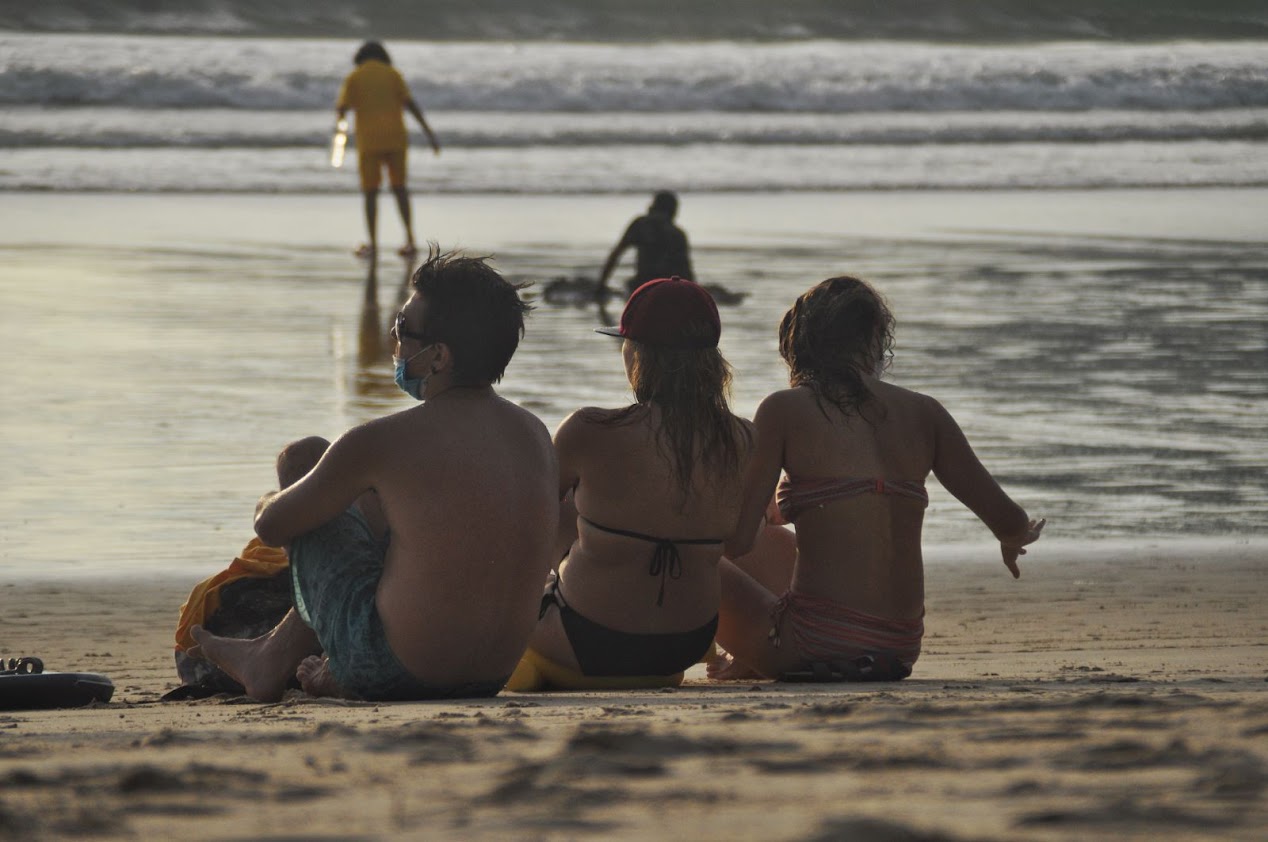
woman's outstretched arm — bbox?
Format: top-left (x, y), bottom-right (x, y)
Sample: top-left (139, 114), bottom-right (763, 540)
top-left (928, 396), bottom-right (1044, 577)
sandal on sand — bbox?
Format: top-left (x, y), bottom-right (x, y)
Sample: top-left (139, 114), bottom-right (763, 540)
top-left (397, 243), bottom-right (418, 258)
top-left (354, 244), bottom-right (376, 259)
top-left (780, 654), bottom-right (912, 683)
top-left (0, 656), bottom-right (115, 710)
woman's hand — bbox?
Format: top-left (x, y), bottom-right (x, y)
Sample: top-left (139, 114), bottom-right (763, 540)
top-left (999, 518), bottom-right (1045, 578)
top-left (765, 492), bottom-right (788, 527)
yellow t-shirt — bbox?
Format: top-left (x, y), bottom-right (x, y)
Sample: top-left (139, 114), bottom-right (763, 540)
top-left (336, 60), bottom-right (411, 152)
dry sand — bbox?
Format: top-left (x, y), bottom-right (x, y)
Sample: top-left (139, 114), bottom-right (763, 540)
top-left (2, 543), bottom-right (1265, 841)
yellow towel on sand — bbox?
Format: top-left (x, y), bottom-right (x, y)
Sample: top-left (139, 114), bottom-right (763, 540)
top-left (506, 647), bottom-right (685, 692)
top-left (174, 539), bottom-right (289, 652)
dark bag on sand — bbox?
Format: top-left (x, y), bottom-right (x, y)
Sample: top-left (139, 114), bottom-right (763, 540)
top-left (165, 571), bottom-right (294, 700)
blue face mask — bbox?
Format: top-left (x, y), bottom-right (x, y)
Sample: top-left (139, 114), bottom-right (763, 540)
top-left (393, 346), bottom-right (433, 400)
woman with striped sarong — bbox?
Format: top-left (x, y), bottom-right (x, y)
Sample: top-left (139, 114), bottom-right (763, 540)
top-left (712, 276), bottom-right (1044, 682)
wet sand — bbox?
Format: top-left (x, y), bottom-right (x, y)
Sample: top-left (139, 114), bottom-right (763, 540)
top-left (4, 189), bottom-right (1267, 579)
top-left (2, 545), bottom-right (1265, 841)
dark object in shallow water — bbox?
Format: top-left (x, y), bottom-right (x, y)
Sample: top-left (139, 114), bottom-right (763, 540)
top-left (0, 657), bottom-right (115, 710)
top-left (541, 275), bottom-right (747, 307)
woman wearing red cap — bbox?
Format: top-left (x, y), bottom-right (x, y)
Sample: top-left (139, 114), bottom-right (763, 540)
top-left (508, 277), bottom-right (761, 690)
top-left (714, 276), bottom-right (1044, 682)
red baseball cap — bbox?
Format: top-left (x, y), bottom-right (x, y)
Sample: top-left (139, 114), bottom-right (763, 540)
top-left (595, 277), bottom-right (721, 349)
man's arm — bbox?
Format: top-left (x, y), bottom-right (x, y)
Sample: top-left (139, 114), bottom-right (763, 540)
top-left (335, 74), bottom-right (353, 125)
top-left (598, 221), bottom-right (638, 293)
top-left (254, 427), bottom-right (377, 547)
top-left (406, 98), bottom-right (441, 155)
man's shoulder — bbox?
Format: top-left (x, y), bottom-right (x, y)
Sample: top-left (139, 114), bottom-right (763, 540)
top-left (354, 60), bottom-right (402, 81)
top-left (447, 393), bottom-right (553, 444)
top-left (338, 409), bottom-right (412, 447)
top-left (627, 214), bottom-right (657, 234)
top-left (496, 394), bottom-right (552, 431)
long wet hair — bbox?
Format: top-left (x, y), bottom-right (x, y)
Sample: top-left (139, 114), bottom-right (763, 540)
top-left (594, 337), bottom-right (748, 503)
top-left (779, 276), bottom-right (895, 420)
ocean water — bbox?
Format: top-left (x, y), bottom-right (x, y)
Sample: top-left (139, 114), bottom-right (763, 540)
top-left (1, 20), bottom-right (1266, 578)
top-left (3, 34), bottom-right (1268, 192)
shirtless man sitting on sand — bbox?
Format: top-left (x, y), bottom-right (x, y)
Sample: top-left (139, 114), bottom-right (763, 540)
top-left (192, 249), bottom-right (559, 701)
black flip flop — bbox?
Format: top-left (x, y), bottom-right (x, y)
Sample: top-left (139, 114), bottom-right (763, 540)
top-left (0, 657), bottom-right (115, 710)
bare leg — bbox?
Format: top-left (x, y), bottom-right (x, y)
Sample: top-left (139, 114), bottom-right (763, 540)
top-left (191, 609), bottom-right (320, 702)
top-left (706, 649), bottom-right (764, 681)
top-left (729, 524), bottom-right (797, 595)
top-left (392, 186), bottom-right (416, 254)
top-left (362, 190), bottom-right (379, 255)
top-left (296, 655), bottom-right (352, 699)
top-left (713, 559), bottom-right (801, 680)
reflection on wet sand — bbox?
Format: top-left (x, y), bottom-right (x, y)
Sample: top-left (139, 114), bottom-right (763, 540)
top-left (352, 257), bottom-right (418, 401)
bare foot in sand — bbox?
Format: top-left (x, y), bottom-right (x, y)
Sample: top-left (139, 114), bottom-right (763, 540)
top-left (191, 610), bottom-right (319, 702)
top-left (297, 655), bottom-right (352, 699)
top-left (706, 651), bottom-right (764, 681)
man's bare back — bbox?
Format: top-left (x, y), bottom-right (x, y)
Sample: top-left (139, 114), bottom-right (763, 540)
top-left (195, 251), bottom-right (557, 700)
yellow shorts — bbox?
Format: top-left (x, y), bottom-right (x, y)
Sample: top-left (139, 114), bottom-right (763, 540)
top-left (358, 147), bottom-right (407, 192)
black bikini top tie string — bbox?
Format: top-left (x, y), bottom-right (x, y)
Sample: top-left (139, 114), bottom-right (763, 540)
top-left (578, 515), bottom-right (723, 607)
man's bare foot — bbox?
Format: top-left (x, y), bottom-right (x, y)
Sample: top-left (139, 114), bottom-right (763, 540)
top-left (706, 652), bottom-right (764, 681)
top-left (191, 613), bottom-right (318, 702)
top-left (190, 626), bottom-right (290, 701)
top-left (297, 655), bottom-right (351, 699)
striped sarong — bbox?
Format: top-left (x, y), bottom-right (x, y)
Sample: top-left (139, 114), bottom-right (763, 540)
top-left (769, 591), bottom-right (924, 669)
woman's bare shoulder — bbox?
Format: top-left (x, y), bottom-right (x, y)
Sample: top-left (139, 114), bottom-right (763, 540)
top-left (876, 380), bottom-right (944, 412)
top-left (755, 386), bottom-right (812, 416)
top-left (555, 404), bottom-right (642, 441)
top-left (565, 404), bottom-right (638, 426)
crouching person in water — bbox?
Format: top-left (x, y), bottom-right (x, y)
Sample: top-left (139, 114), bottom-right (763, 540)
top-left (714, 276), bottom-right (1044, 682)
top-left (192, 249), bottom-right (559, 701)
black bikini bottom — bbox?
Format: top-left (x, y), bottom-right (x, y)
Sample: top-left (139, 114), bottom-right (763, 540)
top-left (541, 579), bottom-right (717, 676)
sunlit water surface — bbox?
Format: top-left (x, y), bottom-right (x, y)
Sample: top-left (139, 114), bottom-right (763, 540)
top-left (2, 192), bottom-right (1265, 578)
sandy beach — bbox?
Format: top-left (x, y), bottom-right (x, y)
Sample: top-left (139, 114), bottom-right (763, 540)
top-left (2, 544), bottom-right (1265, 841)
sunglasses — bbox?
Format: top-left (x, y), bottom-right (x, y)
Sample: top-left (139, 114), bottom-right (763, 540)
top-left (392, 311), bottom-right (429, 344)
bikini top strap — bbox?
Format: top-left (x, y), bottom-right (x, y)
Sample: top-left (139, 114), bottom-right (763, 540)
top-left (577, 514), bottom-right (722, 546)
top-left (648, 540), bottom-right (681, 607)
top-left (577, 515), bottom-right (722, 607)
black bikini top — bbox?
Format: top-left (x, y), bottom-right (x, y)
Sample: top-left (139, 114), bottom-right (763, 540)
top-left (579, 515), bottom-right (724, 607)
